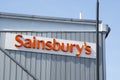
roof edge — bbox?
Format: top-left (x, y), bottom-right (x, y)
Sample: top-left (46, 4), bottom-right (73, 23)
top-left (0, 12), bottom-right (102, 24)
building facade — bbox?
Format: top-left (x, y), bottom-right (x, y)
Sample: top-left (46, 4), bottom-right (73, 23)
top-left (0, 12), bottom-right (110, 80)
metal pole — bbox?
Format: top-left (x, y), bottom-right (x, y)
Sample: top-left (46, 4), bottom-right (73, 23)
top-left (96, 0), bottom-right (99, 80)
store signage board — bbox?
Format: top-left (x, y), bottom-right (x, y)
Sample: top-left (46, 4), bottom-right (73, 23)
top-left (5, 33), bottom-right (96, 58)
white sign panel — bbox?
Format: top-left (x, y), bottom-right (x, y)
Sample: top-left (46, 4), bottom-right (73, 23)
top-left (5, 33), bottom-right (96, 58)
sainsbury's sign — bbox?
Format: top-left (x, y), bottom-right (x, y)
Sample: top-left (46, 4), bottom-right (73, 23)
top-left (5, 33), bottom-right (96, 58)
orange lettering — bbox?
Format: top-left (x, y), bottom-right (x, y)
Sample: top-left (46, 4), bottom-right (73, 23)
top-left (61, 43), bottom-right (69, 52)
top-left (14, 34), bottom-right (92, 57)
top-left (45, 41), bottom-right (53, 50)
top-left (75, 44), bottom-right (82, 57)
top-left (53, 38), bottom-right (60, 51)
top-left (85, 46), bottom-right (91, 55)
top-left (37, 40), bottom-right (45, 49)
top-left (15, 34), bottom-right (23, 47)
top-left (82, 42), bottom-right (91, 55)
top-left (69, 44), bottom-right (75, 53)
top-left (24, 38), bottom-right (32, 48)
top-left (32, 36), bottom-right (37, 48)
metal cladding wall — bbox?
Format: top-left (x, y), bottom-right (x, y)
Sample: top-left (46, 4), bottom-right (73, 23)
top-left (0, 12), bottom-right (108, 80)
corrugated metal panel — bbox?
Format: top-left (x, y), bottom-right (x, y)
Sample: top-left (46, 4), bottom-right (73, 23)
top-left (0, 31), bottom-right (104, 80)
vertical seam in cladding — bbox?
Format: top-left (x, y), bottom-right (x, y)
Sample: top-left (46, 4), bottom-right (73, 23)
top-left (45, 54), bottom-right (47, 80)
top-left (94, 59), bottom-right (96, 80)
top-left (9, 52), bottom-right (11, 80)
top-left (101, 33), bottom-right (104, 80)
top-left (55, 33), bottom-right (57, 80)
top-left (88, 33), bottom-right (90, 80)
top-left (50, 54), bottom-right (52, 80)
top-left (84, 32), bottom-right (85, 41)
top-left (69, 33), bottom-right (72, 80)
top-left (35, 53), bottom-right (37, 79)
top-left (75, 32), bottom-right (77, 80)
top-left (65, 56), bottom-right (66, 80)
top-left (61, 32), bottom-right (65, 80)
top-left (88, 58), bottom-right (90, 79)
top-left (85, 58), bottom-right (86, 80)
top-left (15, 51), bottom-right (17, 80)
top-left (17, 51), bottom-right (21, 80)
top-left (89, 32), bottom-right (90, 42)
top-left (92, 33), bottom-right (94, 43)
top-left (19, 51), bottom-right (22, 80)
top-left (87, 32), bottom-right (91, 79)
top-left (13, 51), bottom-right (16, 79)
top-left (30, 52), bottom-right (32, 79)
top-left (49, 32), bottom-right (51, 80)
top-left (26, 32), bottom-right (29, 80)
top-left (60, 55), bottom-right (62, 80)
top-left (40, 54), bottom-right (42, 80)
top-left (60, 32), bottom-right (62, 80)
top-left (94, 32), bottom-right (96, 43)
top-left (55, 55), bottom-right (57, 80)
top-left (35, 32), bottom-right (37, 79)
top-left (70, 32), bottom-right (71, 80)
top-left (3, 32), bottom-right (6, 80)
top-left (65, 32), bottom-right (67, 80)
top-left (86, 58), bottom-right (87, 80)
top-left (49, 32), bottom-right (52, 80)
top-left (40, 53), bottom-right (42, 79)
top-left (21, 33), bottom-right (24, 80)
top-left (89, 32), bottom-right (91, 80)
top-left (58, 33), bottom-right (61, 80)
top-left (21, 52), bottom-right (23, 80)
top-left (25, 52), bottom-right (27, 80)
top-left (84, 58), bottom-right (86, 80)
top-left (84, 33), bottom-right (85, 80)
top-left (3, 55), bottom-right (5, 80)
top-left (94, 61), bottom-right (97, 80)
top-left (45, 32), bottom-right (47, 80)
top-left (80, 32), bottom-right (81, 41)
top-left (25, 33), bottom-right (27, 80)
top-left (60, 33), bottom-right (62, 80)
top-left (70, 56), bottom-right (71, 80)
top-left (15, 32), bottom-right (18, 80)
top-left (75, 57), bottom-right (76, 80)
top-left (30, 32), bottom-right (32, 74)
top-left (80, 58), bottom-right (82, 80)
top-left (94, 32), bottom-right (96, 80)
top-left (55, 32), bottom-right (57, 80)
top-left (79, 57), bottom-right (81, 80)
top-left (41, 32), bottom-right (43, 37)
top-left (93, 32), bottom-right (94, 43)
